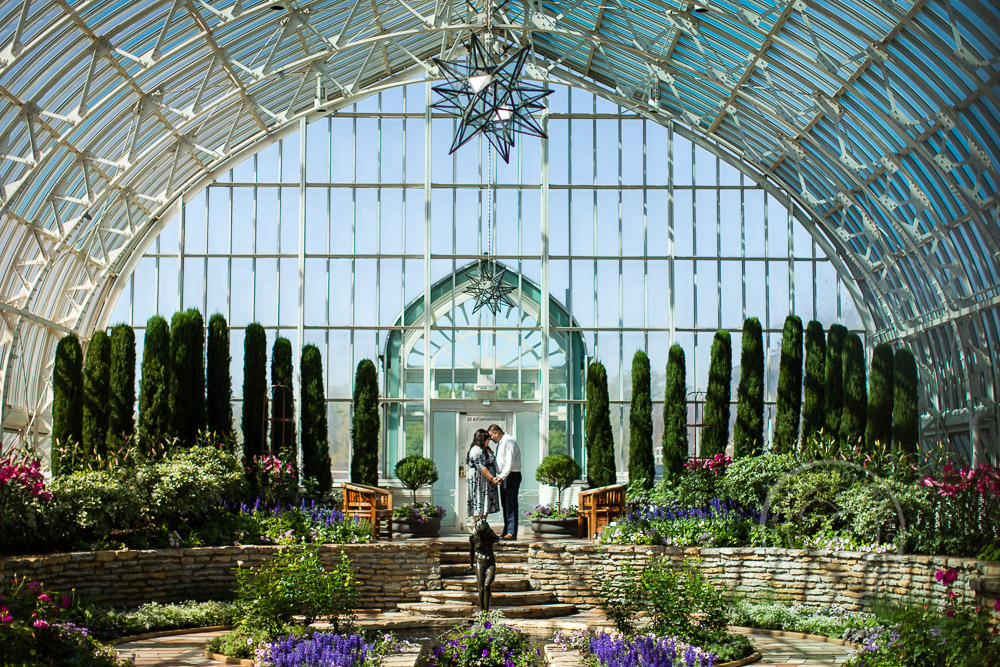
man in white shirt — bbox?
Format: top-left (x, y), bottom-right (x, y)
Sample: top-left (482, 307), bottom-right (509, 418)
top-left (488, 423), bottom-right (521, 540)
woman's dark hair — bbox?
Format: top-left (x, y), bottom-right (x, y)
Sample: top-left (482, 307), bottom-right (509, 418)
top-left (467, 428), bottom-right (490, 465)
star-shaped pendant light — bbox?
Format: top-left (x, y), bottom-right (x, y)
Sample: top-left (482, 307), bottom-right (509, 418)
top-left (465, 258), bottom-right (517, 315)
top-left (432, 32), bottom-right (551, 163)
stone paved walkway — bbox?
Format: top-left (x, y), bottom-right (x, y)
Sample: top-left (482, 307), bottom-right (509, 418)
top-left (116, 627), bottom-right (856, 666)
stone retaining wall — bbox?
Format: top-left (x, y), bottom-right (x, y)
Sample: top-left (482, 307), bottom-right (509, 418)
top-left (0, 543), bottom-right (441, 609)
top-left (527, 544), bottom-right (1000, 615)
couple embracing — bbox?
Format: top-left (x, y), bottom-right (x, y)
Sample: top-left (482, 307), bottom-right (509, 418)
top-left (466, 424), bottom-right (522, 539)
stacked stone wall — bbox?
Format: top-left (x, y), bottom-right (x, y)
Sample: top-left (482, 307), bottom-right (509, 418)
top-left (0, 543), bottom-right (440, 609)
top-left (527, 544), bottom-right (1000, 615)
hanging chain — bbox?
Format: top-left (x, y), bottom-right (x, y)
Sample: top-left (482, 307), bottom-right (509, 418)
top-left (487, 144), bottom-right (494, 259)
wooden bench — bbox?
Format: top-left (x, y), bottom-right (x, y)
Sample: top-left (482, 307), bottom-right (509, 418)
top-left (341, 482), bottom-right (393, 540)
top-left (578, 483), bottom-right (627, 540)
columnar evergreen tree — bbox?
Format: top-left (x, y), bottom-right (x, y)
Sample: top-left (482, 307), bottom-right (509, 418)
top-left (82, 330), bottom-right (111, 461)
top-left (106, 324), bottom-right (136, 450)
top-left (893, 347), bottom-right (919, 455)
top-left (242, 322), bottom-right (267, 462)
top-left (585, 361), bottom-right (616, 488)
top-left (628, 350), bottom-right (654, 490)
top-left (270, 337), bottom-right (296, 462)
top-left (52, 333), bottom-right (84, 475)
top-left (701, 330), bottom-right (732, 457)
top-left (301, 344), bottom-right (332, 494)
top-left (773, 315), bottom-right (803, 454)
top-left (169, 309), bottom-right (205, 445)
top-left (351, 359), bottom-right (380, 485)
top-left (206, 313), bottom-right (233, 437)
top-left (139, 316), bottom-right (171, 450)
top-left (866, 343), bottom-right (894, 451)
top-left (824, 324), bottom-right (848, 439)
top-left (662, 345), bottom-right (688, 480)
top-left (733, 318), bottom-right (764, 457)
top-left (841, 333), bottom-right (868, 448)
top-left (801, 320), bottom-right (826, 441)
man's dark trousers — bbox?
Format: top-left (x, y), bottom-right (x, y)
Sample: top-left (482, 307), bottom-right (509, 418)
top-left (500, 471), bottom-right (522, 538)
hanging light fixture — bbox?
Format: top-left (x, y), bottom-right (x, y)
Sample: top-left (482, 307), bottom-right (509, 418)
top-left (431, 1), bottom-right (551, 163)
top-left (464, 145), bottom-right (516, 315)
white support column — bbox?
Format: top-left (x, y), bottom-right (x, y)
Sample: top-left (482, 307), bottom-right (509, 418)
top-left (297, 118), bottom-right (307, 471)
top-left (423, 81), bottom-right (433, 457)
top-left (540, 100), bottom-right (550, 459)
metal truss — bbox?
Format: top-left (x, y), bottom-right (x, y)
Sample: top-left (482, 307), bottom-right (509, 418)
top-left (0, 0), bottom-right (997, 458)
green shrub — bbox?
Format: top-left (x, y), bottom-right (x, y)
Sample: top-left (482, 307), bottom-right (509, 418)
top-left (628, 350), bottom-right (654, 490)
top-left (242, 322), bottom-right (268, 462)
top-left (394, 456), bottom-right (439, 505)
top-left (233, 545), bottom-right (357, 635)
top-left (841, 333), bottom-right (867, 448)
top-left (585, 361), bottom-right (616, 488)
top-left (892, 348), bottom-right (919, 455)
top-left (641, 556), bottom-right (728, 636)
top-left (139, 315), bottom-right (171, 452)
top-left (597, 559), bottom-right (643, 635)
top-left (141, 446), bottom-right (245, 527)
top-left (702, 330), bottom-right (732, 457)
top-left (774, 315), bottom-right (803, 454)
top-left (300, 344), bottom-right (331, 494)
top-left (801, 320), bottom-right (826, 441)
top-left (270, 337), bottom-right (296, 462)
top-left (836, 478), bottom-right (933, 545)
top-left (351, 359), bottom-right (380, 485)
top-left (662, 345), bottom-right (688, 481)
top-left (734, 317), bottom-right (764, 457)
top-left (52, 333), bottom-right (84, 475)
top-left (720, 453), bottom-right (800, 511)
top-left (169, 309), bottom-right (206, 446)
top-left (83, 330), bottom-right (112, 461)
top-left (536, 454), bottom-right (582, 509)
top-left (866, 343), bottom-right (894, 453)
top-left (824, 324), bottom-right (848, 448)
top-left (48, 470), bottom-right (144, 545)
top-left (75, 600), bottom-right (238, 640)
top-left (206, 313), bottom-right (233, 438)
top-left (106, 324), bottom-right (136, 451)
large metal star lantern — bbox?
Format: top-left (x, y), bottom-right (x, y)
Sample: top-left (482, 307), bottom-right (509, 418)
top-left (432, 33), bottom-right (551, 163)
top-left (465, 258), bottom-right (517, 315)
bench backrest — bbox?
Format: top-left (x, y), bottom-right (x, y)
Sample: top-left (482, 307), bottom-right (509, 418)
top-left (342, 482), bottom-right (391, 511)
top-left (578, 483), bottom-right (627, 511)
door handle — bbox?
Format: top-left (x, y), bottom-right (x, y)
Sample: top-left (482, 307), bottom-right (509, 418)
top-left (458, 465), bottom-right (466, 478)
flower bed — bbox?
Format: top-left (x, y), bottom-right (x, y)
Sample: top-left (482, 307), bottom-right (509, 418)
top-left (600, 498), bottom-right (758, 547)
top-left (428, 612), bottom-right (545, 667)
top-left (526, 503), bottom-right (578, 519)
top-left (392, 502), bottom-right (447, 522)
top-left (256, 631), bottom-right (406, 667)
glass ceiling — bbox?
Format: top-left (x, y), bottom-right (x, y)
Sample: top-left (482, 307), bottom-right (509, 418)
top-left (0, 0), bottom-right (997, 455)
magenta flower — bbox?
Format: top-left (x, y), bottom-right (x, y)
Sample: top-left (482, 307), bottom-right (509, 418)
top-left (27, 581), bottom-right (40, 593)
top-left (32, 619), bottom-right (49, 629)
top-left (943, 568), bottom-right (958, 585)
top-left (61, 595), bottom-right (70, 609)
top-left (994, 600), bottom-right (1000, 613)
top-left (37, 593), bottom-right (51, 603)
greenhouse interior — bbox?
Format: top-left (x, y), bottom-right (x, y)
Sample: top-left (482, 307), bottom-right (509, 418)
top-left (0, 0), bottom-right (998, 665)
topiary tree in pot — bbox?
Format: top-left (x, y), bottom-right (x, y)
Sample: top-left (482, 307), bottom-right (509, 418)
top-left (535, 453), bottom-right (582, 510)
top-left (392, 456), bottom-right (444, 530)
top-left (394, 456), bottom-right (439, 506)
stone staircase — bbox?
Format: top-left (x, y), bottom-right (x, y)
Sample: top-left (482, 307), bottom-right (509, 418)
top-left (397, 541), bottom-right (577, 619)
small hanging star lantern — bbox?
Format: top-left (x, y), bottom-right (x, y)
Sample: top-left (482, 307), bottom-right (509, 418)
top-left (465, 257), bottom-right (517, 315)
top-left (432, 32), bottom-right (551, 163)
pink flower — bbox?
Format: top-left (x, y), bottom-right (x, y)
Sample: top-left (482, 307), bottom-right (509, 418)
top-left (37, 593), bottom-right (51, 603)
top-left (943, 568), bottom-right (958, 585)
top-left (935, 569), bottom-right (945, 582)
top-left (945, 609), bottom-right (954, 618)
top-left (27, 581), bottom-right (40, 593)
top-left (61, 595), bottom-right (70, 609)
top-left (32, 619), bottom-right (49, 629)
top-left (994, 600), bottom-right (1000, 613)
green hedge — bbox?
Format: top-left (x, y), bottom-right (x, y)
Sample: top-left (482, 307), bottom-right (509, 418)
top-left (301, 344), bottom-right (331, 494)
top-left (107, 324), bottom-right (136, 451)
top-left (823, 324), bottom-right (848, 443)
top-left (866, 342), bottom-right (894, 451)
top-left (773, 315), bottom-right (803, 454)
top-left (169, 309), bottom-right (206, 445)
top-left (206, 314), bottom-right (233, 438)
top-left (82, 330), bottom-right (111, 461)
top-left (662, 345), bottom-right (688, 480)
top-left (270, 337), bottom-right (296, 462)
top-left (242, 323), bottom-right (267, 462)
top-left (628, 350), bottom-right (654, 490)
top-left (733, 318), bottom-right (764, 457)
top-left (702, 330), bottom-right (732, 457)
top-left (52, 333), bottom-right (84, 475)
top-left (139, 316), bottom-right (171, 452)
top-left (893, 347), bottom-right (919, 455)
top-left (586, 361), bottom-right (616, 488)
top-left (841, 332), bottom-right (867, 448)
top-left (351, 359), bottom-right (380, 485)
top-left (801, 320), bottom-right (826, 441)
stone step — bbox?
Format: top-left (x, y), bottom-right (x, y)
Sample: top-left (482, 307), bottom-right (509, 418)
top-left (397, 602), bottom-right (577, 619)
top-left (441, 576), bottom-right (531, 592)
top-left (419, 590), bottom-right (555, 606)
top-left (439, 550), bottom-right (528, 564)
top-left (441, 563), bottom-right (523, 577)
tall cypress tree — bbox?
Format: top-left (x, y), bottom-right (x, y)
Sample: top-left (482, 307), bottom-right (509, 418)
top-left (106, 324), bottom-right (136, 451)
top-left (301, 344), bottom-right (331, 494)
top-left (242, 323), bottom-right (267, 462)
top-left (628, 350), bottom-right (654, 489)
top-left (702, 330), bottom-right (732, 457)
top-left (662, 344), bottom-right (688, 480)
top-left (585, 361), bottom-right (616, 488)
top-left (893, 347), bottom-right (919, 455)
top-left (139, 315), bottom-right (171, 451)
top-left (271, 337), bottom-right (296, 462)
top-left (773, 315), bottom-right (803, 454)
top-left (866, 343), bottom-right (894, 452)
top-left (351, 359), bottom-right (380, 485)
top-left (52, 333), bottom-right (84, 475)
top-left (82, 330), bottom-right (111, 461)
top-left (824, 324), bottom-right (848, 440)
top-left (169, 309), bottom-right (205, 445)
top-left (841, 333), bottom-right (867, 449)
top-left (801, 320), bottom-right (826, 442)
top-left (734, 318), bottom-right (764, 457)
top-left (206, 313), bottom-right (233, 438)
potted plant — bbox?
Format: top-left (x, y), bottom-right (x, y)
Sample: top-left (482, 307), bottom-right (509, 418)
top-left (392, 456), bottom-right (445, 536)
top-left (532, 454), bottom-right (583, 534)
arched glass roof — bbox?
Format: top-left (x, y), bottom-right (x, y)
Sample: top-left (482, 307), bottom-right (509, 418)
top-left (0, 0), bottom-right (997, 454)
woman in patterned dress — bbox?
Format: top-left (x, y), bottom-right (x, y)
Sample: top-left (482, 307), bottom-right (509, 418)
top-left (467, 428), bottom-right (501, 525)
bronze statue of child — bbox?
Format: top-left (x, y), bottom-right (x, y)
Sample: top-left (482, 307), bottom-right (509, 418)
top-left (469, 517), bottom-right (500, 612)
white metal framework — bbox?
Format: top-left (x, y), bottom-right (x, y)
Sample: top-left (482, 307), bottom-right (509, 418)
top-left (0, 0), bottom-right (997, 460)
